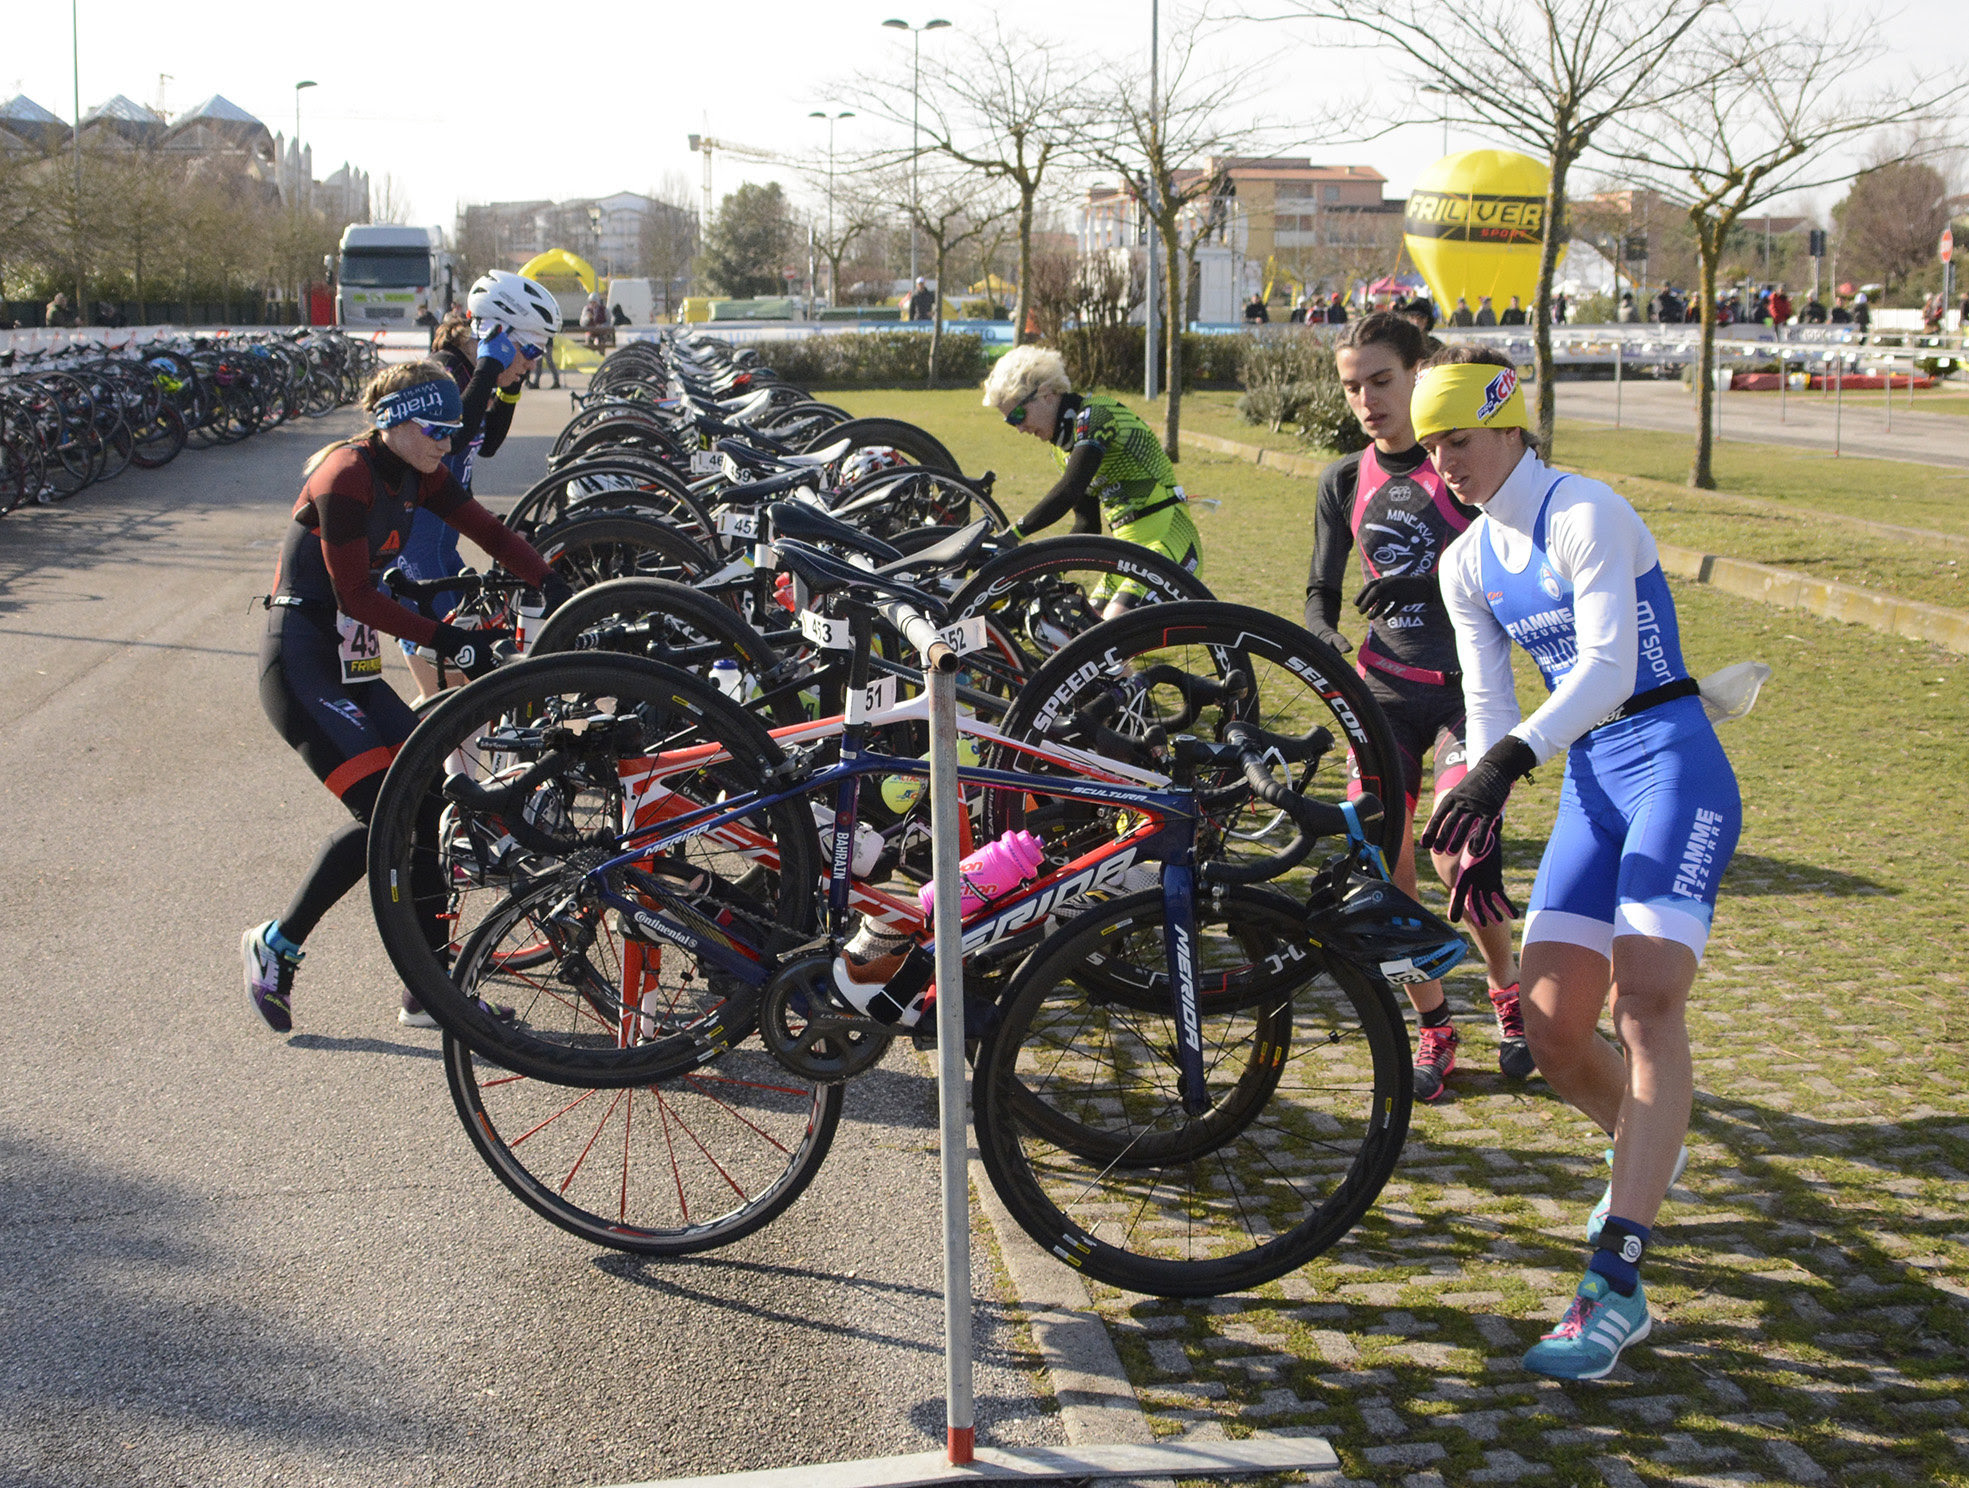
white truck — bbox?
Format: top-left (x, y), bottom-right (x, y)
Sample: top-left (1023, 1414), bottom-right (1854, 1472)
top-left (335, 224), bottom-right (456, 328)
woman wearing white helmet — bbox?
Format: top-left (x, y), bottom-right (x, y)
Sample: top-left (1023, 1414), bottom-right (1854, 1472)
top-left (468, 269), bottom-right (560, 392)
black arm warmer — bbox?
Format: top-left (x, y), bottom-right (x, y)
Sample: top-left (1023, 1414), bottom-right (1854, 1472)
top-left (1304, 457), bottom-right (1358, 632)
top-left (478, 391), bottom-right (517, 458)
top-left (1017, 441), bottom-right (1105, 537)
top-left (453, 355), bottom-right (506, 457)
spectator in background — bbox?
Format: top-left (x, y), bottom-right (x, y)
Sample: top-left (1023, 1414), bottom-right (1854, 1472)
top-left (1920, 293), bottom-right (1943, 334)
top-left (45, 292), bottom-right (76, 328)
top-left (93, 302), bottom-right (128, 328)
top-left (1288, 296), bottom-right (1308, 324)
top-left (1449, 296), bottom-right (1475, 327)
top-left (907, 277), bottom-right (936, 321)
top-left (1499, 294), bottom-right (1527, 326)
top-left (580, 291), bottom-right (613, 351)
top-left (1326, 291), bottom-right (1349, 326)
top-left (1768, 287), bottom-right (1792, 329)
top-left (1852, 291), bottom-right (1872, 335)
top-left (1474, 295), bottom-right (1498, 326)
top-left (1617, 291), bottom-right (1639, 323)
top-left (1829, 295), bottom-right (1851, 325)
top-left (1959, 290), bottom-right (1969, 326)
top-left (611, 302), bottom-right (630, 327)
top-left (1243, 293), bottom-right (1270, 325)
top-left (1398, 296), bottom-right (1445, 357)
top-left (1802, 294), bottom-right (1827, 324)
top-left (1553, 292), bottom-right (1569, 324)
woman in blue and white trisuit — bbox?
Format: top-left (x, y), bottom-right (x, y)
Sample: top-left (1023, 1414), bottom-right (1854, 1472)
top-left (1412, 346), bottom-right (1741, 1381)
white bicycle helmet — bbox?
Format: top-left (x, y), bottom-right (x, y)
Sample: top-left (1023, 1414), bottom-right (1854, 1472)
top-left (466, 271), bottom-right (560, 343)
top-left (838, 445), bottom-right (909, 489)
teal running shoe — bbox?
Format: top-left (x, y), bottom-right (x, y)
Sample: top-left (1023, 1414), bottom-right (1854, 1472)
top-left (1522, 1270), bottom-right (1651, 1380)
top-left (1586, 1144), bottom-right (1688, 1244)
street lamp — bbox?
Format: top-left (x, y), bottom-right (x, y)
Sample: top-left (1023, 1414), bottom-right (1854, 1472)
top-left (293, 79), bottom-right (316, 152)
top-left (1419, 83), bottom-right (1451, 157)
top-left (808, 110), bottom-right (855, 307)
top-left (882, 17), bottom-right (951, 289)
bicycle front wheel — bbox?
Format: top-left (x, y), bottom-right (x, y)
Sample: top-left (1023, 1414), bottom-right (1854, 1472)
top-left (972, 886), bottom-right (1411, 1298)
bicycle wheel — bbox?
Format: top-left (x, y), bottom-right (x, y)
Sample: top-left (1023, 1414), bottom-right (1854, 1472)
top-left (981, 600), bottom-right (1406, 869)
top-left (948, 535), bottom-right (1215, 675)
top-left (442, 928), bottom-right (842, 1256)
top-left (526, 575), bottom-right (804, 727)
top-left (804, 417), bottom-right (961, 475)
top-left (973, 887), bottom-right (1411, 1297)
top-left (367, 653), bottom-right (821, 1088)
top-left (531, 508), bottom-right (715, 590)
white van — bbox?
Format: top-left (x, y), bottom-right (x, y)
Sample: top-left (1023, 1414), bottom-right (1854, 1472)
top-left (607, 277), bottom-right (657, 325)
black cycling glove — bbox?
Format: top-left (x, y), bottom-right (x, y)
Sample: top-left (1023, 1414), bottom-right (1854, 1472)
top-left (1354, 572), bottom-right (1438, 620)
top-left (1421, 735), bottom-right (1537, 857)
top-left (1309, 622), bottom-right (1353, 655)
top-left (537, 574), bottom-right (575, 617)
top-left (1449, 834), bottom-right (1518, 927)
top-left (432, 624), bottom-right (515, 680)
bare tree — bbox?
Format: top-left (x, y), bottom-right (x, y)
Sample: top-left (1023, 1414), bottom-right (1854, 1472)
top-left (638, 176), bottom-right (699, 316)
top-left (1078, 15), bottom-right (1262, 457)
top-left (851, 22), bottom-right (1093, 344)
top-left (803, 171), bottom-right (885, 311)
top-left (1601, 14), bottom-right (1968, 487)
top-left (1256, 0), bottom-right (1717, 457)
top-left (373, 173), bottom-right (414, 225)
top-left (1834, 140), bottom-right (1955, 295)
top-left (889, 163), bottom-right (1014, 384)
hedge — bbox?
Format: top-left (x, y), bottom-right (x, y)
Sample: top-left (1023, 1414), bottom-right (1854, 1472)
top-left (757, 331), bottom-right (989, 391)
top-left (1234, 328), bottom-right (1369, 457)
top-left (1056, 327), bottom-right (1250, 393)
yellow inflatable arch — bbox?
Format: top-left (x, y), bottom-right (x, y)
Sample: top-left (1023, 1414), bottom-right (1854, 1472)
top-left (518, 249), bottom-right (599, 293)
top-left (1402, 150), bottom-right (1564, 315)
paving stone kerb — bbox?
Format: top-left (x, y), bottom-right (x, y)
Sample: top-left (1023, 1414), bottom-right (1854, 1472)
top-left (1176, 428), bottom-right (1969, 656)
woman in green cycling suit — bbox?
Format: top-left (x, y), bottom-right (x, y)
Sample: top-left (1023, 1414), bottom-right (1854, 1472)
top-left (982, 346), bottom-right (1202, 615)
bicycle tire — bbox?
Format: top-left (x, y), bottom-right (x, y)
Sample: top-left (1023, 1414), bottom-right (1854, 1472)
top-left (804, 417), bottom-right (961, 475)
top-left (972, 886), bottom-right (1411, 1297)
top-left (367, 653), bottom-right (821, 1088)
top-left (526, 575), bottom-right (804, 727)
top-left (442, 955), bottom-right (842, 1254)
top-left (531, 508), bottom-right (716, 590)
top-left (981, 600), bottom-right (1407, 867)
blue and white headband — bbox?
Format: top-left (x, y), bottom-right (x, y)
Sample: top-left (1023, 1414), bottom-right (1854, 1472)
top-left (372, 377), bottom-right (464, 431)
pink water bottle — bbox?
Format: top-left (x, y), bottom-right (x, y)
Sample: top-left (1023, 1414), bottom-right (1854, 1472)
top-left (920, 830), bottom-right (1044, 922)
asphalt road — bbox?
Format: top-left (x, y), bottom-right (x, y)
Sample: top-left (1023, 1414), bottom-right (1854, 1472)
top-left (0, 396), bottom-right (1062, 1487)
top-left (1556, 377), bottom-right (1969, 471)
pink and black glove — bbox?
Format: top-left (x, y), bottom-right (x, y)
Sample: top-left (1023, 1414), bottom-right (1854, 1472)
top-left (1421, 735), bottom-right (1537, 857)
top-left (1449, 833), bottom-right (1518, 926)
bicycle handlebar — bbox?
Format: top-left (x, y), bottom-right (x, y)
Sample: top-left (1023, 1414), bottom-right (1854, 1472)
top-left (1177, 721), bottom-right (1356, 887)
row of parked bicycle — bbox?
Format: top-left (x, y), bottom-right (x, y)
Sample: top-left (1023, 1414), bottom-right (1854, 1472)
top-left (363, 330), bottom-right (1451, 1299)
top-left (0, 327), bottom-right (381, 517)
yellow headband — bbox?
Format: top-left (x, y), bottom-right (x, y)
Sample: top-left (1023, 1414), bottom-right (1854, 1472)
top-left (1411, 362), bottom-right (1529, 439)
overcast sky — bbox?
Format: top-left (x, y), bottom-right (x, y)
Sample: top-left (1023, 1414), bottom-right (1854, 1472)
top-left (9, 0), bottom-right (1961, 234)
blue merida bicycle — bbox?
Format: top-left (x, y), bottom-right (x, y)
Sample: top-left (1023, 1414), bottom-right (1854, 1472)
top-left (367, 540), bottom-right (1462, 1295)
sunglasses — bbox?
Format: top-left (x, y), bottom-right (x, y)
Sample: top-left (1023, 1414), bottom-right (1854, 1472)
top-left (518, 341), bottom-right (548, 362)
top-left (416, 421), bottom-right (462, 441)
top-left (1003, 403), bottom-right (1028, 427)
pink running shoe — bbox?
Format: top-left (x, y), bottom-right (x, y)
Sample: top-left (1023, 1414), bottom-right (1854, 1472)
top-left (1489, 983), bottom-right (1536, 1079)
top-left (1413, 1023), bottom-right (1459, 1101)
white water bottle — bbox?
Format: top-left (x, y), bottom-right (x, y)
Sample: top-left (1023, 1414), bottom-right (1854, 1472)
top-left (709, 658), bottom-right (745, 701)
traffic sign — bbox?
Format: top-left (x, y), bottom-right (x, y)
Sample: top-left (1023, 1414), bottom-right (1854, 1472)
top-left (1942, 228), bottom-right (1954, 265)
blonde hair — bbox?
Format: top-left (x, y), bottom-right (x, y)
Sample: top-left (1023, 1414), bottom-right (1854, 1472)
top-left (360, 359), bottom-right (453, 413)
top-left (981, 345), bottom-right (1071, 413)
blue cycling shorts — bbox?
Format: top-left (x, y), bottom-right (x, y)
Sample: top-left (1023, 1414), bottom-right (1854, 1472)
top-left (1524, 696), bottom-right (1740, 962)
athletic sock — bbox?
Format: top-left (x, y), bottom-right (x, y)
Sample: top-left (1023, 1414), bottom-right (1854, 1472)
top-left (1419, 1002), bottom-right (1454, 1030)
top-left (1589, 1216), bottom-right (1651, 1295)
top-left (266, 921), bottom-right (306, 961)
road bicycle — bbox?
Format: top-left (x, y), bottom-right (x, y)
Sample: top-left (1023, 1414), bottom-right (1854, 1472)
top-left (367, 543), bottom-right (1445, 1295)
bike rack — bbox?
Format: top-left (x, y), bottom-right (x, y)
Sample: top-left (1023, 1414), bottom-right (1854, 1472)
top-left (607, 659), bottom-right (1340, 1488)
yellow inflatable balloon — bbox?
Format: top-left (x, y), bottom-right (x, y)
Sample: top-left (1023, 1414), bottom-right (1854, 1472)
top-left (1403, 150), bottom-right (1563, 316)
top-left (518, 248), bottom-right (598, 294)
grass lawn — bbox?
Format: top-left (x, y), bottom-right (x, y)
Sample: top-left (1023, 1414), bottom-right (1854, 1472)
top-left (838, 384), bottom-right (1969, 1486)
top-left (837, 390), bottom-right (1969, 613)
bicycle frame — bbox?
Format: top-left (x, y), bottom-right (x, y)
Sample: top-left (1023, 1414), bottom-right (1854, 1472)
top-left (553, 686), bottom-right (1218, 1112)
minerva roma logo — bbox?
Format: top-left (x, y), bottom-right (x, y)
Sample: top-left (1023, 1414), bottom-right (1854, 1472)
top-left (1477, 368), bottom-right (1518, 422)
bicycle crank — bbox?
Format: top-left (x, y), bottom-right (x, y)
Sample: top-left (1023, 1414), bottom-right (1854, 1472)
top-left (758, 955), bottom-right (894, 1083)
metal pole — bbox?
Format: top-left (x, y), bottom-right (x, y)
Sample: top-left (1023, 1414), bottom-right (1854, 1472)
top-left (1885, 349), bottom-right (1893, 435)
top-left (827, 120), bottom-right (836, 306)
top-left (1613, 336), bottom-right (1622, 428)
top-left (926, 662), bottom-right (973, 1467)
top-left (910, 32), bottom-right (921, 288)
top-left (1779, 345), bottom-right (1786, 423)
top-left (1143, 0), bottom-right (1160, 400)
top-left (72, 0), bottom-right (87, 325)
top-left (1834, 346), bottom-right (1843, 457)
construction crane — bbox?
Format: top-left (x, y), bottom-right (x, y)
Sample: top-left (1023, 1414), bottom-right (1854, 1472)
top-left (687, 133), bottom-right (799, 227)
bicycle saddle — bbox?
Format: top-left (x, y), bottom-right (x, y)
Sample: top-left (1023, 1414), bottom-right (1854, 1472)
top-left (874, 517), bottom-right (993, 580)
top-left (720, 466), bottom-right (820, 503)
top-left (779, 438), bottom-right (850, 468)
top-left (765, 500), bottom-right (904, 563)
top-left (771, 538), bottom-right (949, 614)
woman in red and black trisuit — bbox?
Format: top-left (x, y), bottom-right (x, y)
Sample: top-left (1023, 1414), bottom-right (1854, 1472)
top-left (241, 359), bottom-right (566, 1033)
